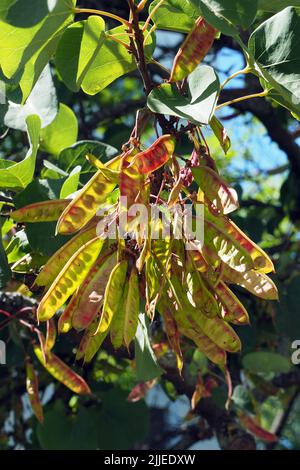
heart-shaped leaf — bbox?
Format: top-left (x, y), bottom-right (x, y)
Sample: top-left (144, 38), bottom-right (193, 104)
top-left (190, 0), bottom-right (258, 36)
top-left (149, 0), bottom-right (199, 33)
top-left (55, 16), bottom-right (106, 92)
top-left (249, 7), bottom-right (300, 116)
top-left (147, 65), bottom-right (220, 124)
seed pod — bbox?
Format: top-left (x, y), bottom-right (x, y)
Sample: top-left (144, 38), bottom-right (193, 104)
top-left (34, 344), bottom-right (91, 395)
top-left (158, 292), bottom-right (226, 366)
top-left (187, 243), bottom-right (209, 273)
top-left (97, 260), bottom-right (128, 334)
top-left (110, 283), bottom-right (129, 349)
top-left (76, 313), bottom-right (109, 363)
top-left (159, 298), bottom-right (183, 371)
top-left (192, 166), bottom-right (239, 214)
top-left (10, 199), bottom-right (69, 223)
top-left (35, 223), bottom-right (98, 288)
top-left (196, 313), bottom-right (241, 353)
top-left (185, 269), bottom-right (221, 318)
top-left (86, 154), bottom-right (120, 182)
top-left (58, 289), bottom-right (79, 334)
top-left (238, 412), bottom-right (278, 443)
top-left (214, 281), bottom-right (250, 325)
top-left (124, 267), bottom-right (140, 349)
top-left (37, 237), bottom-right (104, 322)
top-left (45, 318), bottom-right (57, 351)
top-left (131, 135), bottom-right (176, 174)
top-left (83, 329), bottom-right (108, 363)
top-left (210, 116), bottom-right (231, 154)
top-left (56, 168), bottom-right (117, 235)
top-left (170, 275), bottom-right (241, 353)
top-left (25, 358), bottom-right (44, 423)
top-left (170, 17), bottom-right (217, 82)
top-left (119, 155), bottom-right (147, 210)
top-left (206, 210), bottom-right (274, 273)
top-left (203, 215), bottom-right (255, 273)
top-left (168, 175), bottom-right (184, 207)
top-left (71, 251), bottom-right (118, 331)
top-left (223, 265), bottom-right (279, 300)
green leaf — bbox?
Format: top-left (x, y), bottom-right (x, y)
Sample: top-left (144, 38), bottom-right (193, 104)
top-left (242, 352), bottom-right (292, 374)
top-left (135, 313), bottom-right (164, 382)
top-left (0, 219), bottom-right (11, 288)
top-left (249, 7), bottom-right (300, 116)
top-left (0, 114), bottom-right (41, 190)
top-left (60, 165), bottom-right (81, 199)
top-left (190, 0), bottom-right (258, 36)
top-left (4, 65), bottom-right (57, 131)
top-left (36, 395), bottom-right (149, 450)
top-left (0, 0), bottom-right (76, 80)
top-left (258, 0), bottom-right (300, 13)
top-left (58, 140), bottom-right (118, 173)
top-left (36, 402), bottom-right (98, 450)
top-left (149, 0), bottom-right (199, 33)
top-left (56, 15), bottom-right (106, 92)
top-left (147, 65), bottom-right (219, 125)
top-left (96, 389), bottom-right (149, 450)
top-left (40, 103), bottom-right (78, 156)
top-left (82, 24), bottom-right (155, 95)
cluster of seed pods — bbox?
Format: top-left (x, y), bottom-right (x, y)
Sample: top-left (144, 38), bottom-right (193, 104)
top-left (10, 131), bottom-right (277, 415)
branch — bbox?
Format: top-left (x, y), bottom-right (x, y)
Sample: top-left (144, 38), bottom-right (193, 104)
top-left (219, 87), bottom-right (300, 176)
top-left (164, 365), bottom-right (256, 450)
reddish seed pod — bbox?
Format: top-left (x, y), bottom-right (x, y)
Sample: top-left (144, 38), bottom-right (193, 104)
top-left (170, 17), bottom-right (217, 82)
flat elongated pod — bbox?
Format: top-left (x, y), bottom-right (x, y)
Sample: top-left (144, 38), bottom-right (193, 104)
top-left (86, 154), bottom-right (120, 182)
top-left (158, 293), bottom-right (226, 366)
top-left (170, 276), bottom-right (241, 353)
top-left (119, 156), bottom-right (147, 209)
top-left (58, 289), bottom-right (79, 333)
top-left (10, 199), bottom-right (69, 223)
top-left (203, 216), bottom-right (255, 273)
top-left (25, 358), bottom-right (44, 423)
top-left (185, 270), bottom-right (221, 318)
top-left (192, 166), bottom-right (239, 214)
top-left (186, 326), bottom-right (227, 366)
top-left (187, 243), bottom-right (209, 272)
top-left (223, 265), bottom-right (279, 300)
top-left (215, 281), bottom-right (250, 325)
top-left (83, 329), bottom-right (108, 363)
top-left (158, 299), bottom-right (183, 370)
top-left (45, 318), bottom-right (57, 351)
top-left (238, 413), bottom-right (278, 443)
top-left (210, 116), bottom-right (231, 155)
top-left (37, 237), bottom-right (104, 322)
top-left (206, 210), bottom-right (274, 274)
top-left (35, 223), bottom-right (98, 288)
top-left (34, 344), bottom-right (91, 395)
top-left (97, 260), bottom-right (128, 334)
top-left (196, 313), bottom-right (241, 353)
top-left (124, 267), bottom-right (140, 349)
top-left (76, 315), bottom-right (108, 362)
top-left (56, 170), bottom-right (117, 235)
top-left (131, 135), bottom-right (175, 174)
top-left (110, 283), bottom-right (129, 349)
top-left (71, 251), bottom-right (118, 331)
top-left (170, 17), bottom-right (217, 82)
